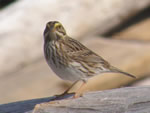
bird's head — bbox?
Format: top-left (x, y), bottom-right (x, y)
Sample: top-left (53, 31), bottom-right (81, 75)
top-left (44, 21), bottom-right (66, 42)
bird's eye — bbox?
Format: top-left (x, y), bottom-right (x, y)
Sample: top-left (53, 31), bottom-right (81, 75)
top-left (57, 25), bottom-right (61, 29)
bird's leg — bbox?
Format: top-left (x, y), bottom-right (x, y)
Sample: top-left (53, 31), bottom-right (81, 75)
top-left (73, 80), bottom-right (87, 98)
top-left (51, 80), bottom-right (79, 101)
top-left (53, 79), bottom-right (86, 100)
top-left (62, 80), bottom-right (80, 95)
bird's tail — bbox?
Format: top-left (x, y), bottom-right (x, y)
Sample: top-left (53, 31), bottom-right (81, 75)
top-left (109, 66), bottom-right (136, 78)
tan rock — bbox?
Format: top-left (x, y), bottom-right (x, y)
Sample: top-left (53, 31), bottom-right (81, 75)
top-left (114, 18), bottom-right (150, 41)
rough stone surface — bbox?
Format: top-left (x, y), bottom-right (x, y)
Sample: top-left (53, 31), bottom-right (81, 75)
top-left (33, 87), bottom-right (150, 113)
top-left (0, 87), bottom-right (150, 113)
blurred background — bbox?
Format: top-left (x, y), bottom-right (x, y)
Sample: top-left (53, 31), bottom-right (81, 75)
top-left (0, 0), bottom-right (150, 104)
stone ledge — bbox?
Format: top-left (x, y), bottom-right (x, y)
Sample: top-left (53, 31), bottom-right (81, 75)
top-left (1, 86), bottom-right (150, 113)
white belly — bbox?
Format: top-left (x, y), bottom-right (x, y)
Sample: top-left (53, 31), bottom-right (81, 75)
top-left (47, 59), bottom-right (86, 82)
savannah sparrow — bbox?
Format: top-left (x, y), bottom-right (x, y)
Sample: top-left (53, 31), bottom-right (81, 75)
top-left (43, 21), bottom-right (136, 97)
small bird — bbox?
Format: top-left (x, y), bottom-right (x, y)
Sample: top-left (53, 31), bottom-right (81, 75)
top-left (43, 21), bottom-right (136, 97)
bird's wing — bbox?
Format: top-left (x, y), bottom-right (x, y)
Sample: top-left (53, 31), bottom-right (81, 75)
top-left (60, 37), bottom-right (136, 78)
top-left (65, 37), bottom-right (109, 64)
top-left (60, 37), bottom-right (110, 75)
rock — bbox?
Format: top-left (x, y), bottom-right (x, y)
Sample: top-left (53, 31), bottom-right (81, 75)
top-left (34, 87), bottom-right (150, 113)
top-left (114, 18), bottom-right (150, 41)
top-left (1, 87), bottom-right (150, 113)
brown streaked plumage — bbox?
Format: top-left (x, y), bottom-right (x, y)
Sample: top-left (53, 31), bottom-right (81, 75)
top-left (43, 21), bottom-right (136, 97)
